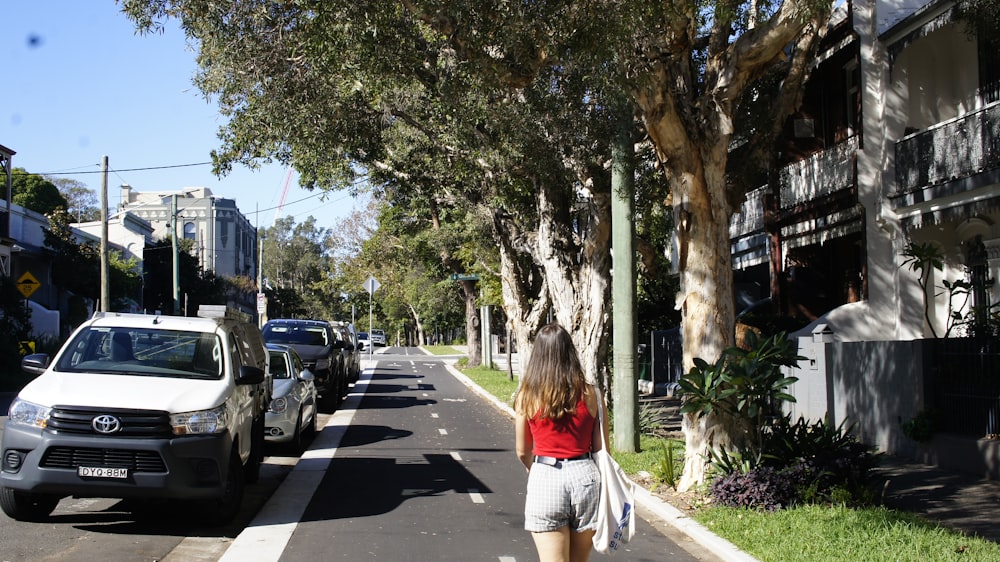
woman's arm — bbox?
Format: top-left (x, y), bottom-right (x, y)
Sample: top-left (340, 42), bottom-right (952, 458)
top-left (515, 413), bottom-right (534, 471)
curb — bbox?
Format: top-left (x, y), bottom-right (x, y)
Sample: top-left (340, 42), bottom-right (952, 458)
top-left (442, 362), bottom-right (759, 562)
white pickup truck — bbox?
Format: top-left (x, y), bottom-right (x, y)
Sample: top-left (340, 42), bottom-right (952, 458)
top-left (0, 305), bottom-right (270, 525)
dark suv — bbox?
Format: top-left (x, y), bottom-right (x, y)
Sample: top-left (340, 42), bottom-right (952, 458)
top-left (262, 319), bottom-right (346, 412)
top-left (331, 322), bottom-right (360, 384)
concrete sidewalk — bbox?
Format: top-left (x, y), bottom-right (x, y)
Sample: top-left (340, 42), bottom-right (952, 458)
top-left (875, 455), bottom-right (1000, 544)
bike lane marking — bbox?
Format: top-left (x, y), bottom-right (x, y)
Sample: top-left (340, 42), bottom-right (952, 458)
top-left (211, 364), bottom-right (373, 562)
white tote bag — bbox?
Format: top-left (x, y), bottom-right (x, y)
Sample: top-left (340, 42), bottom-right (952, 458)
top-left (592, 387), bottom-right (636, 554)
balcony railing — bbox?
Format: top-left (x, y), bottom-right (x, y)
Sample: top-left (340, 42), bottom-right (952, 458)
top-left (779, 136), bottom-right (859, 208)
top-left (730, 186), bottom-right (769, 238)
top-left (894, 102), bottom-right (1000, 196)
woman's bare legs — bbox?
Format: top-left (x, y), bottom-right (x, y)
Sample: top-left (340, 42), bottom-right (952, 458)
top-left (570, 529), bottom-right (595, 562)
top-left (531, 528), bottom-right (594, 562)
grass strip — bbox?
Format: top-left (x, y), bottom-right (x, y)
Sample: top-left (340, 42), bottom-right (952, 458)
top-left (421, 345), bottom-right (464, 356)
top-left (693, 497), bottom-right (1000, 561)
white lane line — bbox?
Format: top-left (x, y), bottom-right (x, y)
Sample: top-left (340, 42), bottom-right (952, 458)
top-left (498, 557), bottom-right (517, 562)
top-left (438, 428), bottom-right (448, 435)
top-left (450, 451), bottom-right (462, 461)
top-left (468, 488), bottom-right (485, 504)
top-left (210, 366), bottom-right (373, 562)
top-left (431, 413), bottom-right (439, 418)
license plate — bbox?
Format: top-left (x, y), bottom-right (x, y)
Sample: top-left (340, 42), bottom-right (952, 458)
top-left (78, 466), bottom-right (128, 479)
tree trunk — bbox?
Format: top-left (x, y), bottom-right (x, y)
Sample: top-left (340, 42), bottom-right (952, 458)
top-left (408, 303), bottom-right (425, 346)
top-left (461, 280), bottom-right (482, 366)
top-left (673, 154), bottom-right (737, 491)
top-left (492, 178), bottom-right (612, 387)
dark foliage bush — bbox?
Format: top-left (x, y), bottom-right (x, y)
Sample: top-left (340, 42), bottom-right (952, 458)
top-left (709, 415), bottom-right (878, 510)
top-left (711, 465), bottom-right (796, 510)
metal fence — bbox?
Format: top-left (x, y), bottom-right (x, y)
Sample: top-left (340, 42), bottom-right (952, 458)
top-left (638, 329), bottom-right (684, 391)
top-left (924, 337), bottom-right (1000, 438)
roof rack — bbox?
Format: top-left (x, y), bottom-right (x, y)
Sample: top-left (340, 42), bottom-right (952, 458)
top-left (197, 304), bottom-right (251, 323)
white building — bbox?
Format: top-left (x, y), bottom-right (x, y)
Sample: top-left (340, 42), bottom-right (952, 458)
top-left (118, 185), bottom-right (258, 281)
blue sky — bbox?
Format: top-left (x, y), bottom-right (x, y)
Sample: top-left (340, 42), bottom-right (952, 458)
top-left (3, 1), bottom-right (366, 231)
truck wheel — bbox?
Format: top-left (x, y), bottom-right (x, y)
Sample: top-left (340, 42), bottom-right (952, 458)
top-left (245, 415), bottom-right (265, 484)
top-left (0, 487), bottom-right (60, 522)
top-left (205, 449), bottom-right (245, 526)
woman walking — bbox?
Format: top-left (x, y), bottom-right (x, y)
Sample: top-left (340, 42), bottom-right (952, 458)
top-left (514, 323), bottom-right (606, 562)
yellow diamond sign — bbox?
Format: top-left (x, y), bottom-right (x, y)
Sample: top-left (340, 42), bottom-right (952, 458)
top-left (16, 271), bottom-right (41, 299)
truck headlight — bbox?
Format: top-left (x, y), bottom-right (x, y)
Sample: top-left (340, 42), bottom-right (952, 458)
top-left (170, 404), bottom-right (229, 435)
top-left (268, 396), bottom-right (287, 414)
top-left (8, 399), bottom-right (51, 429)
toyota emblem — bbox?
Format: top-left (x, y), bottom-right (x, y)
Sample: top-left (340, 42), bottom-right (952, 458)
top-left (92, 415), bottom-right (122, 434)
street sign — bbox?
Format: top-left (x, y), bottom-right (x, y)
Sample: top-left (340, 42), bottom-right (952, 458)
top-left (363, 276), bottom-right (381, 294)
top-left (16, 271), bottom-right (40, 298)
top-left (256, 293), bottom-right (267, 313)
top-left (19, 341), bottom-right (35, 355)
top-left (450, 273), bottom-right (480, 281)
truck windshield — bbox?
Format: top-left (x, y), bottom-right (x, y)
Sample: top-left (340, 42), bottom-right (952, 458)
top-left (54, 327), bottom-right (224, 380)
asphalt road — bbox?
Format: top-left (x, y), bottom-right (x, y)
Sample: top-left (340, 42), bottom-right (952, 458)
top-left (1, 347), bottom-right (713, 561)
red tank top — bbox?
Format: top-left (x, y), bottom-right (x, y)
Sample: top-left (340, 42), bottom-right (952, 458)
top-left (528, 397), bottom-right (595, 458)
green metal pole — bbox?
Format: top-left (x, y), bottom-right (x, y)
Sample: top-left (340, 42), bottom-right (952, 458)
top-left (611, 110), bottom-right (639, 453)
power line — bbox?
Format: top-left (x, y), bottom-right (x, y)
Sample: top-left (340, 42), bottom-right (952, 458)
top-left (40, 161), bottom-right (214, 175)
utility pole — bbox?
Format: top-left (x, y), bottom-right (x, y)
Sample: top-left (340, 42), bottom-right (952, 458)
top-left (171, 193), bottom-right (180, 315)
top-left (611, 112), bottom-right (639, 453)
top-left (100, 156), bottom-right (110, 312)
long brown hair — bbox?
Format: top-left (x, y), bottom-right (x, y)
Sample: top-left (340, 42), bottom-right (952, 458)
top-left (514, 323), bottom-right (588, 420)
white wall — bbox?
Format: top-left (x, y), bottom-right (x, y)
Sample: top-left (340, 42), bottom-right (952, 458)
top-left (895, 24), bottom-right (980, 131)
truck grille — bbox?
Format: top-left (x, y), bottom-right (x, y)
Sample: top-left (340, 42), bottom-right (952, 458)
top-left (48, 406), bottom-right (172, 438)
top-left (40, 447), bottom-right (167, 472)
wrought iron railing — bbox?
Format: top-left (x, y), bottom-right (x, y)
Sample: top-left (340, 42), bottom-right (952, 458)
top-left (778, 136), bottom-right (858, 208)
top-left (894, 102), bottom-right (1000, 195)
top-left (730, 186), bottom-right (768, 238)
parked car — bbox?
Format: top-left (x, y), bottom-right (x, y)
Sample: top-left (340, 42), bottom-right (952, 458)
top-left (262, 319), bottom-right (346, 412)
top-left (331, 321), bottom-right (360, 383)
top-left (357, 331), bottom-right (370, 351)
top-left (1, 305), bottom-right (270, 525)
top-left (265, 344), bottom-right (317, 453)
top-left (370, 329), bottom-right (387, 347)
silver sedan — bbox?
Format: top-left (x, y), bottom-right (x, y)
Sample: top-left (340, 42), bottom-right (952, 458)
top-left (265, 343), bottom-right (318, 453)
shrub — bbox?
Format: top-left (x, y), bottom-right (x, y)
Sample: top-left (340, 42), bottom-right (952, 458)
top-left (708, 415), bottom-right (878, 510)
top-left (901, 409), bottom-right (937, 443)
top-left (711, 465), bottom-right (797, 511)
top-left (652, 440), bottom-right (684, 489)
top-left (638, 401), bottom-right (665, 436)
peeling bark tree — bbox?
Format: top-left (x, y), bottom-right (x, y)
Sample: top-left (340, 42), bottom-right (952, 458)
top-left (494, 177), bottom-right (613, 384)
top-left (632, 1), bottom-right (834, 489)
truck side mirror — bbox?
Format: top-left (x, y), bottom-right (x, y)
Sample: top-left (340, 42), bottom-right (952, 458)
top-left (21, 353), bottom-right (51, 375)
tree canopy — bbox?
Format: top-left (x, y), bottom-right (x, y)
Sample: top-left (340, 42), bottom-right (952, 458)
top-left (49, 177), bottom-right (101, 222)
top-left (10, 168), bottom-right (69, 216)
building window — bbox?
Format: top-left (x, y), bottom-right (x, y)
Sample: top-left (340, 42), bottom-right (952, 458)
top-left (184, 222), bottom-right (196, 241)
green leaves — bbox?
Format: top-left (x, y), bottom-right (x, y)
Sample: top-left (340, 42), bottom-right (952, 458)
top-left (678, 331), bottom-right (803, 423)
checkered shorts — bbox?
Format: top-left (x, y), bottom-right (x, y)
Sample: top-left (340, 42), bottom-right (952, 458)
top-left (523, 457), bottom-right (600, 533)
